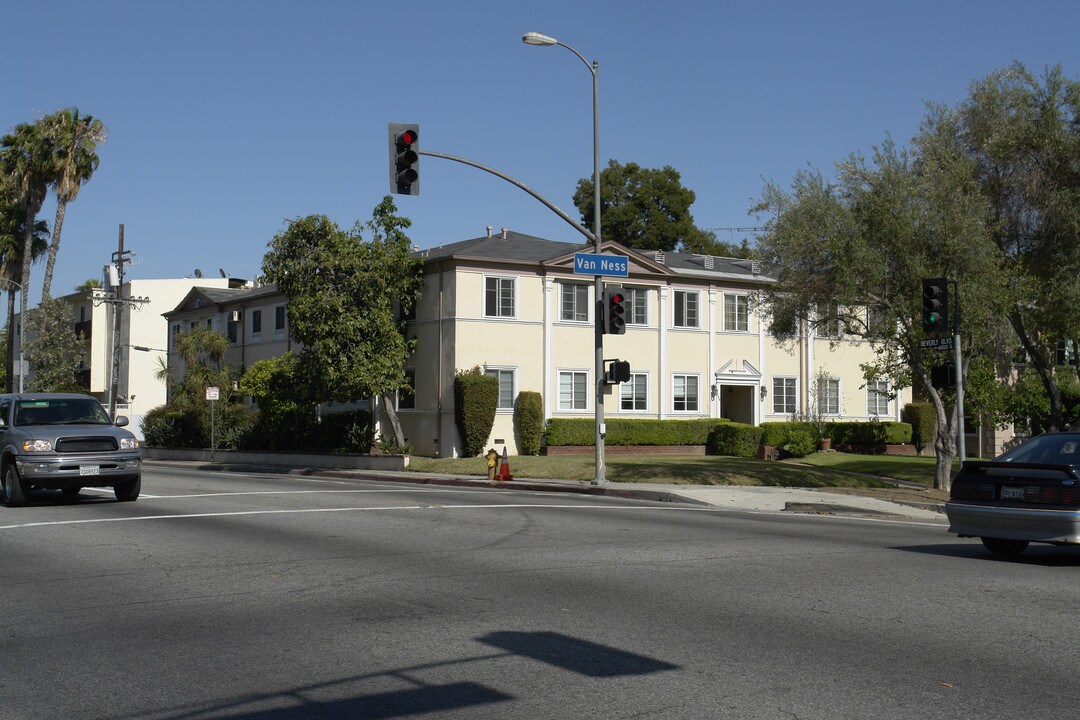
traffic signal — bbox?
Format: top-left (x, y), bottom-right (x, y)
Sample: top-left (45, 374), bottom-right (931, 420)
top-left (604, 285), bottom-right (628, 335)
top-left (606, 360), bottom-right (631, 384)
top-left (921, 278), bottom-right (949, 334)
top-left (388, 123), bottom-right (420, 195)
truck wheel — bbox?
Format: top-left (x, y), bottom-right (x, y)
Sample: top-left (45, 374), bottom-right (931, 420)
top-left (113, 475), bottom-right (141, 502)
top-left (981, 537), bottom-right (1029, 556)
top-left (2, 464), bottom-right (30, 507)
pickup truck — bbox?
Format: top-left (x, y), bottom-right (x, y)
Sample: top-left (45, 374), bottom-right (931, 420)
top-left (0, 393), bottom-right (142, 506)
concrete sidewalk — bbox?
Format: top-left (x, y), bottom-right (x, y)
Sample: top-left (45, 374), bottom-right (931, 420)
top-left (147, 460), bottom-right (947, 523)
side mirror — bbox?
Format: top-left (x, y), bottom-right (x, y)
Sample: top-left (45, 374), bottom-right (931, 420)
top-left (115, 415), bottom-right (129, 427)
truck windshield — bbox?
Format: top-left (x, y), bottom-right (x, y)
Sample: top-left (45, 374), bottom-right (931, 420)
top-left (15, 399), bottom-right (111, 426)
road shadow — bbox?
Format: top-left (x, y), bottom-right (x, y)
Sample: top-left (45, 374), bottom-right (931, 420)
top-left (892, 542), bottom-right (1080, 566)
top-left (98, 631), bottom-right (678, 720)
top-left (477, 630), bottom-right (679, 677)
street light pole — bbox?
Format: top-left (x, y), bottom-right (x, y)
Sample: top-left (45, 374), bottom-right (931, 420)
top-left (524, 31), bottom-right (607, 484)
top-left (8, 279), bottom-right (25, 393)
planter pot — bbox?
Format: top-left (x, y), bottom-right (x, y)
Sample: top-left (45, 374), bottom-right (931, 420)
top-left (818, 438), bottom-right (832, 451)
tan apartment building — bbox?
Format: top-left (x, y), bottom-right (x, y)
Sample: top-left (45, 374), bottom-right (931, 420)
top-left (160, 230), bottom-right (966, 458)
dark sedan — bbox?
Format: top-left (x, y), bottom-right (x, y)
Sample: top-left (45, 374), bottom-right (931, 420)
top-left (946, 432), bottom-right (1080, 555)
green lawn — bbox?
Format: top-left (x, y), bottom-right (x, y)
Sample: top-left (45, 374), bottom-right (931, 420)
top-left (406, 452), bottom-right (949, 489)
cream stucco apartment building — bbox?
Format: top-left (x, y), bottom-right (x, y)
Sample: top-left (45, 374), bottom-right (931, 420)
top-left (159, 229), bottom-right (920, 457)
top-left (401, 229), bottom-right (910, 457)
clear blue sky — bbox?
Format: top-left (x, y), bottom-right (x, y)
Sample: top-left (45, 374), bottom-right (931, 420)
top-left (7, 0), bottom-right (1080, 306)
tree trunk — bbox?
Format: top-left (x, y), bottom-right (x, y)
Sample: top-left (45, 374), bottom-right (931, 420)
top-left (381, 393), bottom-right (406, 449)
top-left (41, 200), bottom-right (66, 301)
top-left (1008, 310), bottom-right (1063, 431)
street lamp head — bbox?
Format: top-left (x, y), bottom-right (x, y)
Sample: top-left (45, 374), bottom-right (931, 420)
top-left (522, 32), bottom-right (557, 46)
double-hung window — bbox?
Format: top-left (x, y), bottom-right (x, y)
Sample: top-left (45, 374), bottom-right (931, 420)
top-left (628, 287), bottom-right (648, 325)
top-left (620, 374), bottom-right (648, 411)
top-left (485, 276), bottom-right (515, 318)
top-left (673, 374), bottom-right (699, 412)
top-left (817, 376), bottom-right (841, 415)
top-left (867, 380), bottom-right (890, 417)
top-left (559, 371), bottom-right (589, 411)
top-left (724, 293), bottom-right (749, 332)
top-left (772, 377), bottom-right (797, 415)
top-left (560, 283), bottom-right (590, 322)
top-left (674, 290), bottom-right (699, 328)
top-left (484, 368), bottom-right (516, 410)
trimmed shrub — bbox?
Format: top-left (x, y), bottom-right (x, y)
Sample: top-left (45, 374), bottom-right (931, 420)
top-left (825, 421), bottom-right (912, 445)
top-left (760, 421), bottom-right (821, 445)
top-left (515, 391), bottom-right (544, 455)
top-left (544, 418), bottom-right (724, 447)
top-left (707, 422), bottom-right (763, 458)
top-left (902, 402), bottom-right (936, 452)
top-left (454, 367), bottom-right (498, 457)
top-left (784, 427), bottom-right (818, 457)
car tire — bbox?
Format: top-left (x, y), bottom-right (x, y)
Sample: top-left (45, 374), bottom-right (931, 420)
top-left (2, 464), bottom-right (30, 507)
top-left (981, 536), bottom-right (1029, 556)
top-left (113, 475), bottom-right (141, 502)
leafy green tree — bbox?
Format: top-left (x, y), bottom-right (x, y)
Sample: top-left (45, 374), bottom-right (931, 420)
top-left (0, 182), bottom-right (48, 391)
top-left (940, 63), bottom-right (1080, 431)
top-left (752, 134), bottom-right (1003, 490)
top-left (25, 297), bottom-right (83, 392)
top-left (75, 278), bottom-right (101, 292)
top-left (40, 109), bottom-right (106, 300)
top-left (261, 196), bottom-right (424, 447)
top-left (1, 121), bottom-right (52, 358)
top-left (574, 160), bottom-right (712, 252)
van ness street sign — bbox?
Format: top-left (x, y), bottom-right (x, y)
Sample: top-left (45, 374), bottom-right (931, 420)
top-left (574, 252), bottom-right (629, 278)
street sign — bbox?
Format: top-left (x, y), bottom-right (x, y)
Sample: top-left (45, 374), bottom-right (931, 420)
top-left (574, 252), bottom-right (628, 278)
top-left (205, 386), bottom-right (220, 401)
top-left (919, 337), bottom-right (954, 350)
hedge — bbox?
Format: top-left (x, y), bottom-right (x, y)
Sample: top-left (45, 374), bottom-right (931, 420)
top-left (515, 391), bottom-right (544, 455)
top-left (824, 421), bottom-right (912, 445)
top-left (901, 403), bottom-right (935, 451)
top-left (454, 368), bottom-right (498, 457)
top-left (544, 418), bottom-right (724, 447)
top-left (706, 422), bottom-right (764, 458)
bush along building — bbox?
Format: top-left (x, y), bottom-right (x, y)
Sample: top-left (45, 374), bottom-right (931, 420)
top-left (159, 229), bottom-right (918, 457)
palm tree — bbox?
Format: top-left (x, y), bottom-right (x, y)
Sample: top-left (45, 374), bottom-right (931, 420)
top-left (0, 188), bottom-right (48, 391)
top-left (1, 121), bottom-right (52, 345)
top-left (40, 109), bottom-right (107, 300)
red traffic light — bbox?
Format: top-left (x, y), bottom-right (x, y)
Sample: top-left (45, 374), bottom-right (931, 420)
top-left (398, 128), bottom-right (417, 147)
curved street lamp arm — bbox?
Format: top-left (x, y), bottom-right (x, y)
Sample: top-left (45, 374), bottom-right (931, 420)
top-left (419, 150), bottom-right (595, 244)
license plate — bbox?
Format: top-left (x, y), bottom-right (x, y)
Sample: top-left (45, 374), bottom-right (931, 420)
top-left (79, 465), bottom-right (100, 477)
top-left (1000, 486), bottom-right (1025, 500)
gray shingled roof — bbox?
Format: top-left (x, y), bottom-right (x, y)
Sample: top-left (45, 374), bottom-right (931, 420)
top-left (416, 230), bottom-right (774, 282)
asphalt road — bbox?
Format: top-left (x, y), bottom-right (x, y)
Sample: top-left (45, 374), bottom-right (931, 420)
top-left (3, 464), bottom-right (1080, 720)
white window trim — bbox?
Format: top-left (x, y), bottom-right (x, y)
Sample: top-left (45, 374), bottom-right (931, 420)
top-left (772, 376), bottom-right (799, 415)
top-left (866, 379), bottom-right (890, 417)
top-left (627, 286), bottom-right (649, 326)
top-left (484, 274), bottom-right (517, 319)
top-left (723, 293), bottom-right (750, 333)
top-left (558, 282), bottom-right (591, 324)
top-left (557, 368), bottom-right (591, 413)
top-left (484, 366), bottom-right (517, 412)
top-left (671, 372), bottom-right (702, 413)
top-left (673, 289), bottom-right (701, 330)
top-left (619, 372), bottom-right (650, 413)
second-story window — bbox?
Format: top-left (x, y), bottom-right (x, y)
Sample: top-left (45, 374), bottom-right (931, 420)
top-left (485, 277), bottom-right (515, 318)
top-left (251, 309), bottom-right (262, 339)
top-left (674, 290), bottom-right (699, 328)
top-left (560, 283), bottom-right (589, 322)
top-left (724, 293), bottom-right (749, 332)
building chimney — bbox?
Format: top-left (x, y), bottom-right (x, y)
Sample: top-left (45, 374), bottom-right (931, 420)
top-left (501, 228), bottom-right (508, 240)
top-left (487, 225), bottom-right (493, 237)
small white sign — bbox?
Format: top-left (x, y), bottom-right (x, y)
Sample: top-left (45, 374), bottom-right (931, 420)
top-left (206, 386), bottom-right (220, 401)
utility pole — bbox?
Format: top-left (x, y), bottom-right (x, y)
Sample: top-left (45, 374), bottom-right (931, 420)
top-left (95, 225), bottom-right (149, 421)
